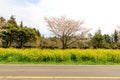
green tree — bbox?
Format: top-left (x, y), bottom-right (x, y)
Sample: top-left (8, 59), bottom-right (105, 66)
top-left (14, 26), bottom-right (39, 48)
top-left (91, 29), bottom-right (104, 48)
top-left (0, 16), bottom-right (41, 48)
top-left (3, 15), bottom-right (18, 47)
top-left (0, 16), bottom-right (8, 33)
top-left (113, 30), bottom-right (119, 43)
top-left (7, 15), bottom-right (17, 28)
top-left (103, 34), bottom-right (112, 44)
top-left (0, 16), bottom-right (6, 27)
top-left (2, 32), bottom-right (13, 48)
top-left (103, 34), bottom-right (112, 49)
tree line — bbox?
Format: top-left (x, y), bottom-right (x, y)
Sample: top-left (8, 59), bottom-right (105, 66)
top-left (0, 16), bottom-right (40, 48)
top-left (0, 16), bottom-right (120, 49)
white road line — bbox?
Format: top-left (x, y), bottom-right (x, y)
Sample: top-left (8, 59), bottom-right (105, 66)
top-left (0, 76), bottom-right (120, 79)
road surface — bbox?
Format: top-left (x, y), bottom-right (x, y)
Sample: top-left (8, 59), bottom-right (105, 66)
top-left (0, 64), bottom-right (120, 80)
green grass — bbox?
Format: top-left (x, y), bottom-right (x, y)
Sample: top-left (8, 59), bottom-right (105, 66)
top-left (0, 48), bottom-right (120, 64)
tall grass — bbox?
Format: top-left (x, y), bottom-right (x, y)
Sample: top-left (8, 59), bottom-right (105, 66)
top-left (0, 48), bottom-right (120, 64)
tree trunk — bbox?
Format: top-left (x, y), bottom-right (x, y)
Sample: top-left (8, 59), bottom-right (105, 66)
top-left (61, 37), bottom-right (67, 49)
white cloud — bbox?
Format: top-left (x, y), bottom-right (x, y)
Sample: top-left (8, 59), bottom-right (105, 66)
top-left (0, 0), bottom-right (120, 36)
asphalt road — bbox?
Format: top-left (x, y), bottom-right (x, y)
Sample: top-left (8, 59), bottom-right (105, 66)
top-left (0, 64), bottom-right (120, 80)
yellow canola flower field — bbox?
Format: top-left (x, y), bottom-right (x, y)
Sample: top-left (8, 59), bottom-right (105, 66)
top-left (0, 48), bottom-right (120, 64)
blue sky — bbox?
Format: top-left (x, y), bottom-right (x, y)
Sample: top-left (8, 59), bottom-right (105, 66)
top-left (0, 0), bottom-right (120, 37)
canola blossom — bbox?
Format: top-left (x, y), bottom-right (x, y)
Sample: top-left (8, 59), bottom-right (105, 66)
top-left (0, 48), bottom-right (120, 64)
